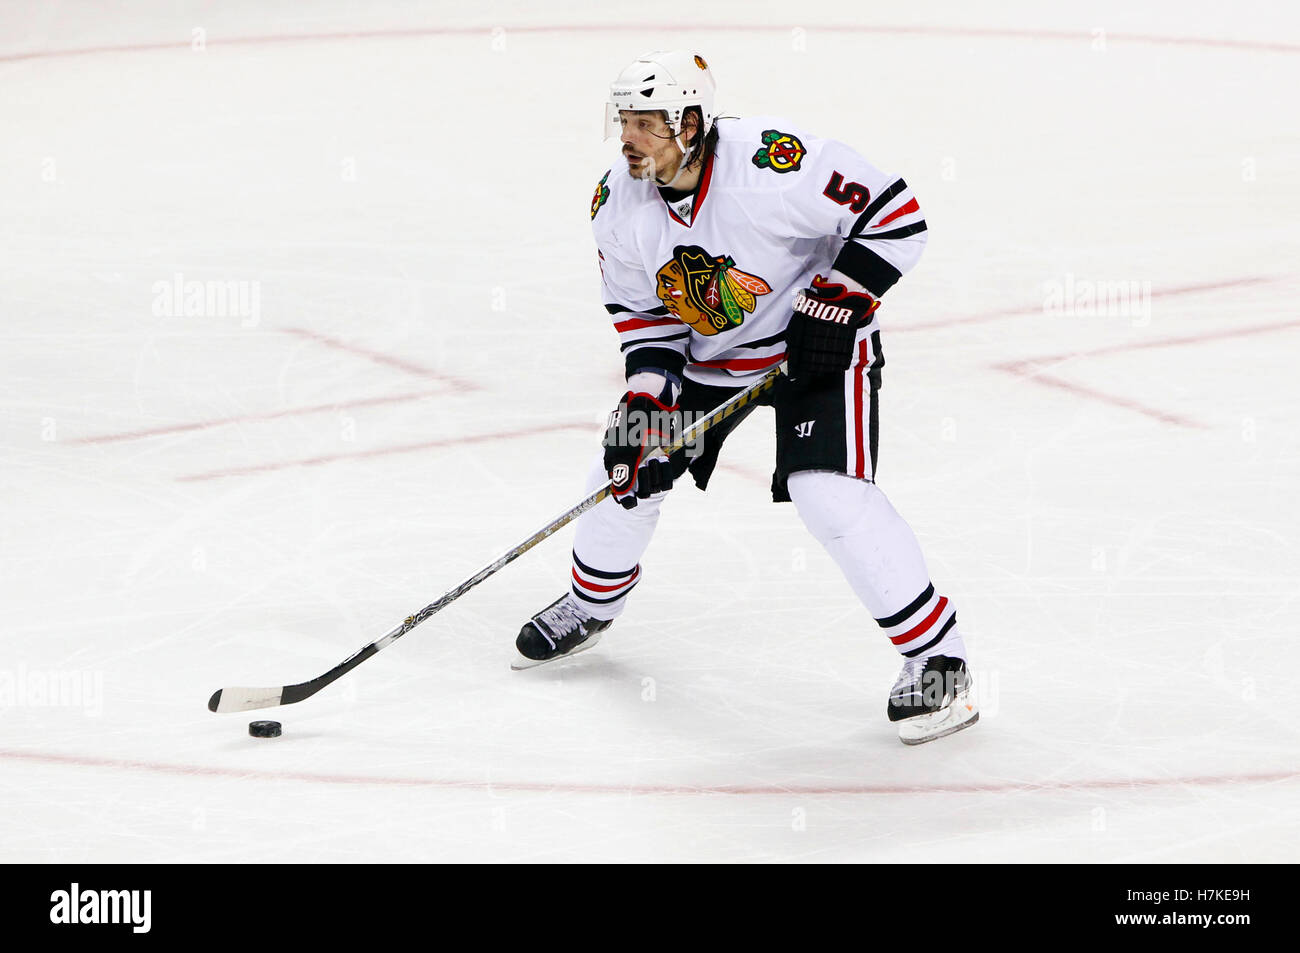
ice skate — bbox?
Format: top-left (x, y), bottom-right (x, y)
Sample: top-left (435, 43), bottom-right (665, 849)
top-left (887, 654), bottom-right (978, 745)
top-left (512, 594), bottom-right (612, 670)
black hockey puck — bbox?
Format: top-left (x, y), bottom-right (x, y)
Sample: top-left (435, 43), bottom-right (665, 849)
top-left (248, 720), bottom-right (282, 738)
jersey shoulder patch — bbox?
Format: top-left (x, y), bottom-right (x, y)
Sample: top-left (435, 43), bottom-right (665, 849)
top-left (716, 117), bottom-right (811, 175)
top-left (593, 163), bottom-right (657, 220)
top-left (750, 128), bottom-right (807, 174)
top-left (714, 117), bottom-right (821, 188)
top-left (590, 170), bottom-right (611, 219)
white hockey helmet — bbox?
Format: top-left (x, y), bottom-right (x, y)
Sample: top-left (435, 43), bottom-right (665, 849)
top-left (604, 50), bottom-right (717, 143)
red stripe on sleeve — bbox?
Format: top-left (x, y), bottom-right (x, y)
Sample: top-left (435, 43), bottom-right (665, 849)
top-left (875, 197), bottom-right (920, 228)
top-left (693, 352), bottom-right (785, 371)
top-left (615, 317), bottom-right (682, 333)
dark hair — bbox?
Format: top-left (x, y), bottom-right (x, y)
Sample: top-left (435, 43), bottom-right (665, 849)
top-left (680, 106), bottom-right (719, 172)
top-left (639, 106), bottom-right (718, 172)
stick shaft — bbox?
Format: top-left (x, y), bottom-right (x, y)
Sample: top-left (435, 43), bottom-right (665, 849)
top-left (382, 365), bottom-right (781, 647)
top-left (208, 366), bottom-right (781, 713)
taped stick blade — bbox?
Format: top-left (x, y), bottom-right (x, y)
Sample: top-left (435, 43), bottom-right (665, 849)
top-left (207, 686), bottom-right (285, 713)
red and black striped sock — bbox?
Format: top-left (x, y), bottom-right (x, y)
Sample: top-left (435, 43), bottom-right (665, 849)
top-left (876, 582), bottom-right (963, 659)
top-left (570, 550), bottom-right (641, 620)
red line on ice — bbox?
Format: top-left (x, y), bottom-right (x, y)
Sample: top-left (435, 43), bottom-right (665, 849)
top-left (1010, 316), bottom-right (1300, 362)
top-left (894, 275), bottom-right (1285, 334)
top-left (993, 317), bottom-right (1300, 428)
top-left (284, 327), bottom-right (480, 392)
top-left (174, 421), bottom-right (594, 482)
top-left (2, 24), bottom-right (1298, 67)
top-left (1, 747), bottom-right (1297, 797)
top-left (71, 327), bottom-right (478, 444)
top-left (898, 274), bottom-right (1295, 428)
top-left (713, 462), bottom-right (770, 486)
top-left (993, 368), bottom-right (1209, 429)
top-left (69, 388), bottom-right (447, 445)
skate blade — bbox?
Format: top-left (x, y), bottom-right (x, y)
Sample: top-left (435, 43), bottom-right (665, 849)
top-left (509, 629), bottom-right (604, 671)
top-left (897, 688), bottom-right (979, 746)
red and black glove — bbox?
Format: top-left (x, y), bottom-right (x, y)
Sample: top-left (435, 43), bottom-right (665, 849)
top-left (785, 275), bottom-right (879, 382)
top-left (603, 391), bottom-right (680, 509)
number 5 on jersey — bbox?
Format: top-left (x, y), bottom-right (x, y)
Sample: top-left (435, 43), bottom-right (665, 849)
top-left (823, 171), bottom-right (871, 213)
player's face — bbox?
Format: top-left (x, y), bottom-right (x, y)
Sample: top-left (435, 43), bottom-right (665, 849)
top-left (618, 110), bottom-right (681, 183)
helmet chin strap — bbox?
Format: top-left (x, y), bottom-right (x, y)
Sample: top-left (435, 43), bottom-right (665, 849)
top-left (656, 132), bottom-right (695, 189)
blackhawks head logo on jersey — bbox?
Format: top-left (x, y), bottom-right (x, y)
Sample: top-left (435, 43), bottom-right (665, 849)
top-left (655, 245), bottom-right (772, 336)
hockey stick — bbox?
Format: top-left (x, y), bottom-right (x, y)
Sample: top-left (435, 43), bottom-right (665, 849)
top-left (207, 364), bottom-right (784, 713)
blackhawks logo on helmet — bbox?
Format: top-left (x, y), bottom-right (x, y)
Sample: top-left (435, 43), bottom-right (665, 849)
top-left (591, 170), bottom-right (611, 219)
top-left (751, 129), bottom-right (805, 174)
top-left (655, 245), bottom-right (772, 336)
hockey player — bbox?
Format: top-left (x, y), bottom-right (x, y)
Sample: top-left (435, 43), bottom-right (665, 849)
top-left (516, 51), bottom-right (977, 745)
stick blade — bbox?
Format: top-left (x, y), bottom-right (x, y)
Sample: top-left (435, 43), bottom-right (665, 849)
top-left (207, 686), bottom-right (286, 713)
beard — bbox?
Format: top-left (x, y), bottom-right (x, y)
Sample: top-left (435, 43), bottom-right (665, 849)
top-left (625, 152), bottom-right (658, 182)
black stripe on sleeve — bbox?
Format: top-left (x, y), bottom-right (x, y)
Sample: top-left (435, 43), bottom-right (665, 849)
top-left (860, 221), bottom-right (928, 242)
top-left (849, 178), bottom-right (909, 238)
top-left (607, 303), bottom-right (670, 316)
top-left (624, 345), bottom-right (687, 379)
top-left (736, 329), bottom-right (787, 350)
top-left (833, 240), bottom-right (904, 297)
top-left (620, 331), bottom-right (690, 352)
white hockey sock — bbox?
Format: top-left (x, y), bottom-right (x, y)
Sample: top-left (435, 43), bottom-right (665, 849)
top-left (787, 470), bottom-right (965, 661)
top-left (570, 453), bottom-right (667, 621)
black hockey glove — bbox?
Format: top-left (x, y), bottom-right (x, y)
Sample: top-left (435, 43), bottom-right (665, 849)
top-left (603, 391), bottom-right (680, 509)
top-left (785, 276), bottom-right (880, 383)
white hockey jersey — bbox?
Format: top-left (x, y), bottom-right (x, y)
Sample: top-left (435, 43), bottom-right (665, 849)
top-left (591, 116), bottom-right (927, 387)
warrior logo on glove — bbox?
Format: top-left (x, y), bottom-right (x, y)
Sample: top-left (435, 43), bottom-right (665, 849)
top-left (792, 288), bottom-right (858, 324)
top-left (655, 244), bottom-right (772, 336)
top-left (784, 275), bottom-right (880, 381)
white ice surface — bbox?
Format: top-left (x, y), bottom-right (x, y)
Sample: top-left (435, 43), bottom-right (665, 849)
top-left (2, 0), bottom-right (1298, 862)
